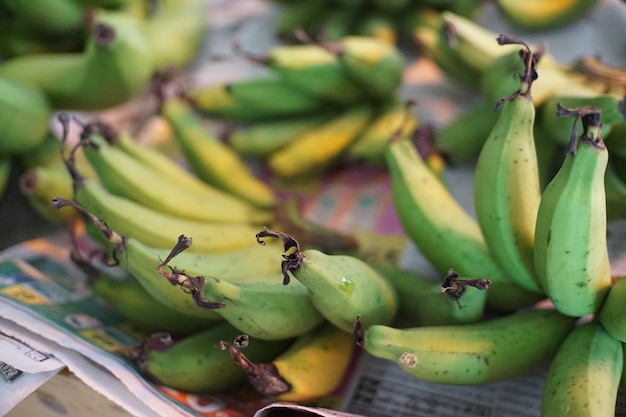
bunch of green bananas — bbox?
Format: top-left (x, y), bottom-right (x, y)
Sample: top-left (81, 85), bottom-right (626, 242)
top-left (0, 0), bottom-right (207, 204)
top-left (184, 34), bottom-right (426, 180)
top-left (371, 31), bottom-right (626, 416)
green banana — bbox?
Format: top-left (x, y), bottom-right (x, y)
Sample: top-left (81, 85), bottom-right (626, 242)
top-left (256, 229), bottom-right (398, 333)
top-left (496, 0), bottom-right (600, 31)
top-left (533, 105), bottom-right (612, 317)
top-left (385, 133), bottom-right (543, 313)
top-left (433, 100), bottom-right (499, 163)
top-left (19, 164), bottom-right (79, 224)
top-left (604, 160), bottom-right (626, 221)
top-left (136, 323), bottom-right (291, 393)
top-left (355, 308), bottom-right (577, 385)
top-left (541, 320), bottom-right (623, 417)
top-left (220, 321), bottom-right (354, 402)
top-left (249, 41), bottom-right (365, 105)
top-left (157, 257), bottom-right (326, 340)
top-left (539, 93), bottom-right (626, 146)
top-left (598, 277), bottom-right (626, 342)
top-left (268, 103), bottom-right (374, 178)
top-left (334, 35), bottom-right (404, 99)
top-left (227, 113), bottom-right (334, 158)
top-left (160, 97), bottom-right (277, 209)
top-left (473, 35), bottom-right (543, 293)
top-left (346, 98), bottom-right (418, 165)
top-left (604, 121), bottom-right (626, 158)
top-left (81, 126), bottom-right (273, 224)
top-left (375, 265), bottom-right (490, 328)
top-left (0, 10), bottom-right (154, 110)
top-left (90, 271), bottom-right (216, 336)
top-left (1, 0), bottom-right (86, 36)
top-left (353, 11), bottom-right (397, 45)
top-left (188, 75), bottom-right (329, 121)
top-left (0, 77), bottom-right (52, 155)
top-left (140, 0), bottom-right (206, 71)
top-left (274, 0), bottom-right (330, 41)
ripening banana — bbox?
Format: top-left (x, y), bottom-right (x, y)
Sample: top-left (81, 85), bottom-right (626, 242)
top-left (356, 308), bottom-right (577, 385)
top-left (188, 75), bottom-right (328, 121)
top-left (81, 131), bottom-right (273, 225)
top-left (256, 229), bottom-right (398, 333)
top-left (160, 97), bottom-right (277, 209)
top-left (473, 36), bottom-right (543, 293)
top-left (268, 103), bottom-right (373, 178)
top-left (0, 10), bottom-right (154, 110)
top-left (541, 320), bottom-right (623, 417)
top-left (220, 321), bottom-right (354, 403)
top-left (495, 0), bottom-right (600, 31)
top-left (598, 277), bottom-right (626, 343)
top-left (533, 107), bottom-right (612, 317)
top-left (90, 271), bottom-right (217, 336)
top-left (227, 113), bottom-right (334, 158)
top-left (346, 98), bottom-right (418, 166)
top-left (385, 134), bottom-right (544, 313)
top-left (335, 35), bottom-right (405, 99)
top-left (19, 164), bottom-right (79, 224)
top-left (0, 77), bottom-right (52, 155)
top-left (255, 42), bottom-right (365, 105)
top-left (136, 323), bottom-right (291, 393)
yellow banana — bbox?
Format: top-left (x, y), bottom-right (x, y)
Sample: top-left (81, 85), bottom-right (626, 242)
top-left (473, 35), bottom-right (543, 293)
top-left (355, 308), bottom-right (577, 385)
top-left (385, 133), bottom-right (543, 313)
top-left (541, 320), bottom-right (623, 417)
top-left (81, 129), bottom-right (273, 224)
top-left (533, 105), bottom-right (612, 317)
top-left (496, 0), bottom-right (600, 31)
top-left (220, 322), bottom-right (354, 402)
top-left (268, 103), bottom-right (373, 178)
top-left (160, 97), bottom-right (277, 209)
top-left (136, 323), bottom-right (291, 393)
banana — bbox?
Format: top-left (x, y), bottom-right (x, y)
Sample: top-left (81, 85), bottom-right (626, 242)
top-left (346, 98), bottom-right (418, 166)
top-left (274, 0), bottom-right (330, 41)
top-left (496, 0), bottom-right (600, 31)
top-left (473, 35), bottom-right (543, 293)
top-left (541, 320), bottom-right (623, 417)
top-left (334, 35), bottom-right (404, 99)
top-left (1, 0), bottom-right (86, 36)
top-left (160, 97), bottom-right (277, 209)
top-left (256, 229), bottom-right (398, 333)
top-left (604, 160), bottom-right (626, 221)
top-left (188, 75), bottom-right (329, 121)
top-left (353, 11), bottom-right (397, 45)
top-left (268, 103), bottom-right (373, 178)
top-left (90, 271), bottom-right (217, 336)
top-left (136, 323), bottom-right (291, 393)
top-left (355, 308), bottom-right (577, 385)
top-left (605, 121), bottom-right (626, 158)
top-left (157, 255), bottom-right (326, 340)
top-left (80, 129), bottom-right (273, 224)
top-left (15, 132), bottom-right (65, 170)
top-left (533, 105), bottom-right (612, 317)
top-left (385, 132), bottom-right (544, 312)
top-left (539, 94), bottom-right (626, 146)
top-left (0, 10), bottom-right (154, 110)
top-left (19, 164), bottom-right (79, 224)
top-left (598, 277), bottom-right (626, 342)
top-left (220, 321), bottom-right (354, 403)
top-left (433, 100), bottom-right (499, 163)
top-left (140, 0), bottom-right (206, 71)
top-left (247, 41), bottom-right (365, 106)
top-left (374, 265), bottom-right (491, 328)
top-left (0, 77), bottom-right (52, 155)
top-left (227, 113), bottom-right (334, 158)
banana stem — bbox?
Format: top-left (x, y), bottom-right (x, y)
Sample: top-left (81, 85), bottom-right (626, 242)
top-left (256, 228), bottom-right (303, 285)
top-left (440, 268), bottom-right (491, 309)
top-left (556, 103), bottom-right (605, 154)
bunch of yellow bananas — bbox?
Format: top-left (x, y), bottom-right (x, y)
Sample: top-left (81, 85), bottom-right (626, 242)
top-left (184, 34), bottom-right (422, 180)
top-left (0, 0), bottom-right (207, 204)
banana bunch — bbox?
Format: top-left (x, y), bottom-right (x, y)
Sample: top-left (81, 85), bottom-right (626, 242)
top-left (186, 34), bottom-right (420, 179)
top-left (271, 0), bottom-right (485, 45)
